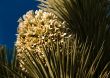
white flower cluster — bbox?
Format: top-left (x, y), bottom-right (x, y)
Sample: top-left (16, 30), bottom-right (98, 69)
top-left (15, 10), bottom-right (71, 70)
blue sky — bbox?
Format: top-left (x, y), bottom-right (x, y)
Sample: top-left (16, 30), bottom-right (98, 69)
top-left (0, 0), bottom-right (39, 49)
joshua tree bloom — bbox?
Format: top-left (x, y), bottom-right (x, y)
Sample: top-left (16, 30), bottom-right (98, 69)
top-left (15, 10), bottom-right (72, 70)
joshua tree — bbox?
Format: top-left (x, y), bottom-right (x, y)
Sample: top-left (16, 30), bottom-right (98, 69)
top-left (0, 0), bottom-right (110, 78)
